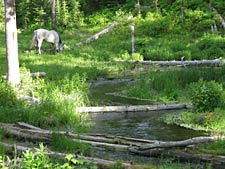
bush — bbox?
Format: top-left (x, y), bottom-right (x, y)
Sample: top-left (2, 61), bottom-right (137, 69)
top-left (0, 81), bottom-right (22, 108)
top-left (188, 80), bottom-right (223, 112)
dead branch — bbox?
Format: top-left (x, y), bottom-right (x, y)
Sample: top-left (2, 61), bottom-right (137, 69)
top-left (0, 141), bottom-right (132, 169)
top-left (74, 22), bottom-right (118, 46)
top-left (211, 7), bottom-right (225, 29)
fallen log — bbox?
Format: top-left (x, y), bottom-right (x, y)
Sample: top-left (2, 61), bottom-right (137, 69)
top-left (74, 22), bottom-right (118, 46)
top-left (129, 147), bottom-right (225, 166)
top-left (6, 122), bottom-right (157, 146)
top-left (0, 142), bottom-right (132, 169)
top-left (76, 103), bottom-right (192, 113)
top-left (1, 122), bottom-right (225, 166)
top-left (91, 78), bottom-right (138, 87)
top-left (138, 136), bottom-right (225, 150)
top-left (115, 59), bottom-right (223, 66)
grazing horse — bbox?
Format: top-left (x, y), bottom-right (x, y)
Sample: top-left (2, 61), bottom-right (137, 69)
top-left (29, 28), bottom-right (64, 54)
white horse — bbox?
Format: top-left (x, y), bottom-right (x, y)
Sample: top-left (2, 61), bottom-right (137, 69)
top-left (30, 28), bottom-right (64, 54)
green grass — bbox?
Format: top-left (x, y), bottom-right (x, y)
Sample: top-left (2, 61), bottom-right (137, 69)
top-left (51, 133), bottom-right (90, 155)
top-left (0, 25), bottom-right (134, 132)
top-left (126, 66), bottom-right (225, 104)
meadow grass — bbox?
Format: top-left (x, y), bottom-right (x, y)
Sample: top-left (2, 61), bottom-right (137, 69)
top-left (126, 66), bottom-right (225, 103)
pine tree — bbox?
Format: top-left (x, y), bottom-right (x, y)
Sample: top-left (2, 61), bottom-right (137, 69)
top-left (60, 0), bottom-right (69, 27)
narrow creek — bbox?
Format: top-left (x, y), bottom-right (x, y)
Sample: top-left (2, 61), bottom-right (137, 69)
top-left (88, 77), bottom-right (210, 167)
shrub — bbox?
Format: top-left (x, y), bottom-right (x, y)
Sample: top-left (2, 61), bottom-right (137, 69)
top-left (188, 80), bottom-right (223, 112)
top-left (0, 81), bottom-right (19, 107)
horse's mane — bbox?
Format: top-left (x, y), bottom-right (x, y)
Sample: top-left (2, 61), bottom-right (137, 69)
top-left (59, 36), bottom-right (62, 44)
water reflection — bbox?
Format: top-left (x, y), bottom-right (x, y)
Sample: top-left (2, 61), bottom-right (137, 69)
top-left (89, 110), bottom-right (207, 141)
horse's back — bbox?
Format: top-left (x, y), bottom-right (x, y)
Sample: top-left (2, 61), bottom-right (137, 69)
top-left (34, 29), bottom-right (59, 44)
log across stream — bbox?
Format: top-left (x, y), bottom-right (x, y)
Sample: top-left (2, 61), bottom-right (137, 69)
top-left (84, 77), bottom-right (224, 167)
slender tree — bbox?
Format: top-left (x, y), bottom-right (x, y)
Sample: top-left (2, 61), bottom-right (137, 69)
top-left (50, 0), bottom-right (56, 27)
top-left (5, 0), bottom-right (20, 86)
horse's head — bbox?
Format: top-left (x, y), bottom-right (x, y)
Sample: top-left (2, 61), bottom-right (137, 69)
top-left (59, 43), bottom-right (64, 52)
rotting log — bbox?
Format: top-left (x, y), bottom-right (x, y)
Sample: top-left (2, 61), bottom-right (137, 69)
top-left (74, 22), bottom-right (118, 46)
top-left (6, 123), bottom-right (157, 146)
top-left (1, 122), bottom-right (225, 165)
top-left (115, 59), bottom-right (223, 66)
top-left (0, 141), bottom-right (132, 169)
top-left (2, 72), bottom-right (46, 80)
top-left (91, 78), bottom-right (138, 87)
top-left (137, 136), bottom-right (225, 150)
top-left (76, 103), bottom-right (192, 113)
top-left (129, 147), bottom-right (225, 166)
top-left (30, 72), bottom-right (46, 78)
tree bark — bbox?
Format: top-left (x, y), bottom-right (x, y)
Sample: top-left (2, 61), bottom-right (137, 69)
top-left (5, 0), bottom-right (20, 86)
top-left (51, 0), bottom-right (56, 27)
top-left (131, 23), bottom-right (135, 55)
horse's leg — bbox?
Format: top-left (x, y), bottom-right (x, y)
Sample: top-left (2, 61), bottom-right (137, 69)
top-left (37, 39), bottom-right (43, 54)
top-left (35, 40), bottom-right (38, 53)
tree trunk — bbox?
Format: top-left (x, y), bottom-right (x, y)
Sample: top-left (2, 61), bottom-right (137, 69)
top-left (131, 23), bottom-right (135, 55)
top-left (51, 0), bottom-right (56, 27)
top-left (5, 0), bottom-right (20, 86)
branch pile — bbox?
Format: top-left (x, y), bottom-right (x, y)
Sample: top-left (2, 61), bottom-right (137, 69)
top-left (1, 122), bottom-right (225, 166)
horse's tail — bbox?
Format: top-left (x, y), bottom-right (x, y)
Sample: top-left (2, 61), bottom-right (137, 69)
top-left (29, 32), bottom-right (36, 49)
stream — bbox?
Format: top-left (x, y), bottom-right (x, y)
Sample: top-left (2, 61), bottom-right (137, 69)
top-left (88, 77), bottom-right (212, 168)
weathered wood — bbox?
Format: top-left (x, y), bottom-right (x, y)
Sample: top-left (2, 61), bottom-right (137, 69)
top-left (17, 122), bottom-right (42, 130)
top-left (115, 59), bottom-right (223, 66)
top-left (138, 136), bottom-right (225, 150)
top-left (131, 23), bottom-right (135, 55)
top-left (0, 123), bottom-right (50, 141)
top-left (1, 122), bottom-right (156, 146)
top-left (76, 104), bottom-right (191, 113)
top-left (2, 72), bottom-right (46, 81)
top-left (91, 78), bottom-right (138, 87)
top-left (74, 22), bottom-right (118, 46)
top-left (72, 138), bottom-right (129, 151)
top-left (129, 147), bottom-right (225, 165)
top-left (1, 122), bottom-right (225, 165)
top-left (30, 72), bottom-right (46, 78)
top-left (0, 141), bottom-right (132, 169)
top-left (211, 7), bottom-right (225, 29)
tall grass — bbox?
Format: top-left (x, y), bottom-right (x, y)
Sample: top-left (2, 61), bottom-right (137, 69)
top-left (127, 66), bottom-right (225, 103)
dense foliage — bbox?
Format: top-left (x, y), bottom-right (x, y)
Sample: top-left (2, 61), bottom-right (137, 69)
top-left (0, 0), bottom-right (224, 30)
